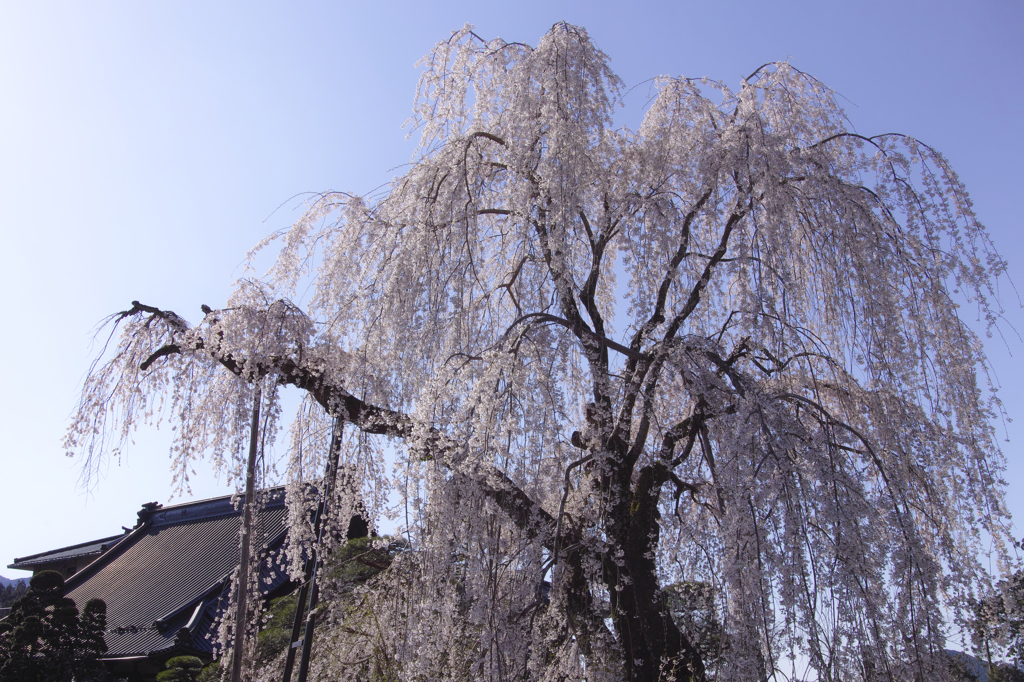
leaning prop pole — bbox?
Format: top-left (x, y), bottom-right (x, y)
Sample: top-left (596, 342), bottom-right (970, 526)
top-left (230, 384), bottom-right (262, 682)
top-left (282, 416), bottom-right (343, 682)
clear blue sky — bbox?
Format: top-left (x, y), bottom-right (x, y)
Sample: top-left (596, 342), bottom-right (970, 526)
top-left (1, 0), bottom-right (1022, 575)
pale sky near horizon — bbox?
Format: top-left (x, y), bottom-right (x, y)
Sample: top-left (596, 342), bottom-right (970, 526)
top-left (1, 1), bottom-right (1022, 578)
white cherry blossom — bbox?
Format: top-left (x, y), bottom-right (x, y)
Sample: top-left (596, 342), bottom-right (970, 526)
top-left (66, 23), bottom-right (1013, 682)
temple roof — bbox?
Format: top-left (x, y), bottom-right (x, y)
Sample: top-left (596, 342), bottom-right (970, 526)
top-left (9, 534), bottom-right (128, 570)
top-left (58, 489), bottom-right (291, 660)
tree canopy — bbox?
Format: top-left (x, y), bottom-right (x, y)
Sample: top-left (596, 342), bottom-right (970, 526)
top-left (0, 571), bottom-right (107, 682)
top-left (0, 581), bottom-right (28, 609)
top-left (66, 23), bottom-right (1015, 681)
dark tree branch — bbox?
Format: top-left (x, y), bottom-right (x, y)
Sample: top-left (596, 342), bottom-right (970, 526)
top-left (626, 189), bottom-right (713, 363)
top-left (503, 312), bottom-right (648, 361)
top-left (139, 345), bottom-right (181, 371)
top-left (128, 302), bottom-right (563, 550)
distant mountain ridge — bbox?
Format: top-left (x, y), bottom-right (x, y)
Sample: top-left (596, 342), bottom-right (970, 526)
top-left (0, 574), bottom-right (30, 588)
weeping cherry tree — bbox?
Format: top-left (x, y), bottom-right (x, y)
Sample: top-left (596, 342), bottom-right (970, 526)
top-left (66, 23), bottom-right (1015, 682)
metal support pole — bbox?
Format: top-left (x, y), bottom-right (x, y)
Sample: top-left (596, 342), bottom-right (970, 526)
top-left (230, 384), bottom-right (262, 682)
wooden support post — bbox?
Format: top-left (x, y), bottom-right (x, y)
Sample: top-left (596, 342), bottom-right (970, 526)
top-left (294, 575), bottom-right (321, 682)
top-left (282, 417), bottom-right (343, 682)
top-left (280, 580), bottom-right (310, 682)
top-left (230, 384), bottom-right (262, 682)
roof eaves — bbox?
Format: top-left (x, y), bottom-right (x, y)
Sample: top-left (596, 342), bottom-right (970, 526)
top-left (155, 487), bottom-right (286, 514)
top-left (8, 533), bottom-right (127, 569)
top-left (8, 488), bottom-right (288, 571)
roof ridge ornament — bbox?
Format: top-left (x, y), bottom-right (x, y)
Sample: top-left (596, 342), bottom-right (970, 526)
top-left (135, 501), bottom-right (163, 527)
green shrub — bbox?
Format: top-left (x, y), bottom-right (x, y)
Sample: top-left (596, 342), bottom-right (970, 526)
top-left (156, 655), bottom-right (204, 682)
top-left (195, 660), bottom-right (222, 682)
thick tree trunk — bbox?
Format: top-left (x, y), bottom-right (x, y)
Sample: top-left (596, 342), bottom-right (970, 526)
top-left (127, 304), bottom-right (707, 680)
top-left (557, 547), bottom-right (626, 680)
top-left (605, 462), bottom-right (706, 682)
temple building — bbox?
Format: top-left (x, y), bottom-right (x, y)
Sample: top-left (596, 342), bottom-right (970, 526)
top-left (8, 490), bottom-right (294, 680)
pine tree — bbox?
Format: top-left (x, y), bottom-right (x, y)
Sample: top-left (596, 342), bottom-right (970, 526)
top-left (0, 582), bottom-right (28, 609)
top-left (0, 570), bottom-right (108, 682)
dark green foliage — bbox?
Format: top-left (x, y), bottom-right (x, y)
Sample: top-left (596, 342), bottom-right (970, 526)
top-left (156, 655), bottom-right (204, 682)
top-left (194, 539), bottom-right (406, 679)
top-left (323, 536), bottom-right (402, 597)
top-left (194, 660), bottom-right (222, 682)
top-left (241, 537), bottom-right (405, 678)
top-left (256, 627), bottom-right (292, 664)
top-left (0, 582), bottom-right (28, 609)
top-left (0, 570), bottom-right (108, 681)
top-left (314, 537), bottom-right (406, 681)
top-left (255, 593), bottom-right (297, 664)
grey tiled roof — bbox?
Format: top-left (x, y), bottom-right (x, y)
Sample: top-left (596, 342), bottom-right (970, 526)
top-left (9, 534), bottom-right (128, 569)
top-left (64, 490), bottom-right (290, 659)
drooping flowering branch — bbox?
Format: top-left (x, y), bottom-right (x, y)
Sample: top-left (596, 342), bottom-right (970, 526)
top-left (66, 23), bottom-right (1017, 682)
